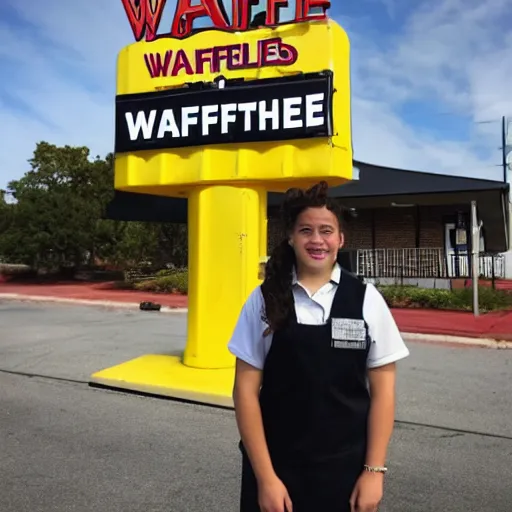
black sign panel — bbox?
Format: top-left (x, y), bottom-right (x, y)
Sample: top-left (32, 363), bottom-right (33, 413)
top-left (115, 72), bottom-right (333, 153)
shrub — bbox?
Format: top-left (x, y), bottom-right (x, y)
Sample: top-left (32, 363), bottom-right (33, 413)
top-left (0, 263), bottom-right (32, 276)
top-left (134, 269), bottom-right (188, 294)
top-left (156, 269), bottom-right (176, 278)
top-left (378, 285), bottom-right (512, 313)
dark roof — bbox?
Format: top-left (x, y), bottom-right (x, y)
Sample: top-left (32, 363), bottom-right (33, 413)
top-left (104, 190), bottom-right (187, 223)
top-left (349, 160), bottom-right (506, 193)
top-left (105, 160), bottom-right (508, 222)
top-left (269, 160), bottom-right (508, 205)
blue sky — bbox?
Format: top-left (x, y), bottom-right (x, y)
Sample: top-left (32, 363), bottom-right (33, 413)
top-left (0, 0), bottom-right (511, 190)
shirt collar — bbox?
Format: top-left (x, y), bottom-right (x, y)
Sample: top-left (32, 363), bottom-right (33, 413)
top-left (292, 262), bottom-right (341, 285)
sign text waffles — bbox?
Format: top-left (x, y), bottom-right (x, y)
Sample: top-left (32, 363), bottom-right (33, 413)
top-left (143, 37), bottom-right (298, 78)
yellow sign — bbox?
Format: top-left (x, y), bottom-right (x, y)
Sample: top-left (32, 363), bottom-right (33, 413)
top-left (114, 20), bottom-right (352, 195)
top-left (91, 4), bottom-right (354, 406)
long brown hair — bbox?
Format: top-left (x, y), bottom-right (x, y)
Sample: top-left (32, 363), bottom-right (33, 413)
top-left (261, 181), bottom-right (343, 334)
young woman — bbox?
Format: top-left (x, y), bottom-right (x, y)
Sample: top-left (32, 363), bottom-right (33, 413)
top-left (228, 181), bottom-right (409, 512)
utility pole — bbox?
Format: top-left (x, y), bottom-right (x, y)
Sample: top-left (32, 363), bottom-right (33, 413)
top-left (503, 116), bottom-right (508, 183)
top-left (471, 200), bottom-right (482, 316)
top-left (502, 117), bottom-right (512, 276)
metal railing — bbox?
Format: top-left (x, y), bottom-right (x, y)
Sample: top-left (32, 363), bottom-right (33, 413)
top-left (448, 253), bottom-right (505, 279)
top-left (354, 248), bottom-right (505, 280)
top-left (356, 248), bottom-right (445, 278)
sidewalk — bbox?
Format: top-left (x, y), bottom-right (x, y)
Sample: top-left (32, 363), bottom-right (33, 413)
top-left (1, 280), bottom-right (512, 344)
top-left (391, 308), bottom-right (512, 341)
top-left (0, 281), bottom-right (187, 309)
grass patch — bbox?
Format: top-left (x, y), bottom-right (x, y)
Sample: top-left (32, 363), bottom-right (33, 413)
top-left (128, 269), bottom-right (512, 312)
top-left (378, 285), bottom-right (512, 313)
top-left (134, 269), bottom-right (188, 294)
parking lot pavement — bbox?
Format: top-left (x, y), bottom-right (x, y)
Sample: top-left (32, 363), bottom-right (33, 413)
top-left (0, 300), bottom-right (186, 382)
top-left (1, 301), bottom-right (512, 511)
top-left (2, 371), bottom-right (511, 512)
top-left (1, 300), bottom-right (511, 437)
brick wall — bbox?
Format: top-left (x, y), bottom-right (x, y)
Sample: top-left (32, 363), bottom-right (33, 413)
top-left (418, 205), bottom-right (454, 248)
top-left (267, 204), bottom-right (461, 252)
top-left (267, 214), bottom-right (284, 253)
top-left (343, 209), bottom-right (373, 249)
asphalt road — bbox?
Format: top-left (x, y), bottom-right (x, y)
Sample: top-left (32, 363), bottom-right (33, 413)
top-left (1, 300), bottom-right (512, 512)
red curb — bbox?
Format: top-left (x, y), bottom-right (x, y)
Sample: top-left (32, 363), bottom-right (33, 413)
top-left (404, 338), bottom-right (497, 349)
top-left (391, 308), bottom-right (512, 340)
top-left (0, 282), bottom-right (187, 309)
top-left (2, 282), bottom-right (512, 340)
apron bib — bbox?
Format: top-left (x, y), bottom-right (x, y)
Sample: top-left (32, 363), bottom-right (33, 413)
top-left (240, 270), bottom-right (371, 512)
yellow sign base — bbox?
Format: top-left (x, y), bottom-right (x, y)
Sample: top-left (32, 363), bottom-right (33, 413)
top-left (90, 354), bottom-right (235, 408)
top-left (91, 18), bottom-right (354, 406)
top-left (89, 185), bottom-right (263, 407)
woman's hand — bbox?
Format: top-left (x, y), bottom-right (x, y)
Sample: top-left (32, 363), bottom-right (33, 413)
top-left (258, 474), bottom-right (293, 512)
top-left (349, 471), bottom-right (384, 512)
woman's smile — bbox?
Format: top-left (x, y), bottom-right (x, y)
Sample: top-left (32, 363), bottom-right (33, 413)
top-left (306, 248), bottom-right (328, 260)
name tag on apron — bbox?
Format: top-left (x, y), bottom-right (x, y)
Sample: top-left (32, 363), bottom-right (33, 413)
top-left (331, 318), bottom-right (367, 349)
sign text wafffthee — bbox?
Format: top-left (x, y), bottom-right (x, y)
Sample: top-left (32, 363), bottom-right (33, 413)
top-left (115, 73), bottom-right (333, 153)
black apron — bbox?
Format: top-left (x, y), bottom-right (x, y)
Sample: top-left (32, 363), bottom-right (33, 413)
top-left (239, 269), bottom-right (371, 512)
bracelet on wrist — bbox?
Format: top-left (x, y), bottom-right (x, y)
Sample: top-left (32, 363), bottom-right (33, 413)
top-left (363, 464), bottom-right (388, 474)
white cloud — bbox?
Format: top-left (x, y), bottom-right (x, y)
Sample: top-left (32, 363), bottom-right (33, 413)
top-left (348, 0), bottom-right (512, 177)
top-left (363, 0), bottom-right (511, 112)
top-left (0, 0), bottom-right (511, 190)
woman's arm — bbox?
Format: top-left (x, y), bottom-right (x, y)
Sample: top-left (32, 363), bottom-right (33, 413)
top-left (365, 362), bottom-right (397, 467)
top-left (233, 358), bottom-right (276, 483)
top-left (350, 363), bottom-right (397, 512)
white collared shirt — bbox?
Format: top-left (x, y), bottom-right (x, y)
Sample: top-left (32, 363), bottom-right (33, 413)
top-left (228, 263), bottom-right (409, 370)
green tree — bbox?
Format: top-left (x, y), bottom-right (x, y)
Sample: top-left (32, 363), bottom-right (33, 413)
top-left (0, 142), bottom-right (115, 269)
top-left (0, 142), bottom-right (187, 273)
top-left (0, 190), bottom-right (10, 232)
top-left (156, 223), bottom-right (188, 268)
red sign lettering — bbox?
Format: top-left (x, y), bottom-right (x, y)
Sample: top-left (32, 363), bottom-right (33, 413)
top-left (120, 0), bottom-right (330, 42)
top-left (265, 0), bottom-right (288, 25)
top-left (143, 38), bottom-right (298, 79)
top-left (231, 0), bottom-right (260, 31)
top-left (120, 0), bottom-right (167, 42)
top-left (171, 0), bottom-right (230, 38)
top-left (297, 0), bottom-right (331, 21)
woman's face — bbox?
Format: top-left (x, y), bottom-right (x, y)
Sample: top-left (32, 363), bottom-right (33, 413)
top-left (289, 206), bottom-right (343, 274)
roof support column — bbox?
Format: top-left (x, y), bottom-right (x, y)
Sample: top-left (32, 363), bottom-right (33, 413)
top-left (471, 200), bottom-right (482, 316)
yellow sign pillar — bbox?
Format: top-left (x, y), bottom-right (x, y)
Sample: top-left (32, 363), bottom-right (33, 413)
top-left (185, 185), bottom-right (266, 369)
top-left (90, 19), bottom-right (354, 404)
